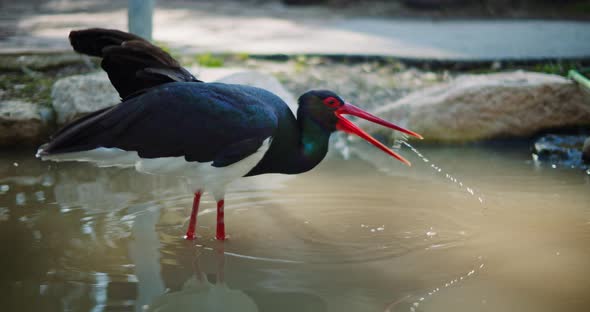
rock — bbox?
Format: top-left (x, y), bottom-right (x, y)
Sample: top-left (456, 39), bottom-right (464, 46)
top-left (0, 100), bottom-right (54, 145)
top-left (0, 52), bottom-right (89, 71)
top-left (583, 137), bottom-right (590, 164)
top-left (532, 134), bottom-right (587, 168)
top-left (51, 72), bottom-right (119, 124)
top-left (366, 71), bottom-right (590, 143)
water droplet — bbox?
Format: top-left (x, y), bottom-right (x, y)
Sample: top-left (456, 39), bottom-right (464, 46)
top-left (377, 226), bottom-right (385, 231)
top-left (34, 191), bottom-right (45, 202)
top-left (551, 164), bottom-right (557, 169)
top-left (41, 175), bottom-right (54, 187)
top-left (426, 231), bottom-right (437, 237)
top-left (16, 193), bottom-right (26, 205)
top-left (13, 162), bottom-right (18, 167)
top-left (0, 207), bottom-right (9, 221)
top-left (0, 185), bottom-right (9, 192)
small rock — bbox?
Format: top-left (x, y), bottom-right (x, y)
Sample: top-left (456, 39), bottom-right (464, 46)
top-left (51, 72), bottom-right (119, 124)
top-left (366, 71), bottom-right (590, 143)
top-left (0, 53), bottom-right (88, 71)
top-left (0, 100), bottom-right (53, 146)
top-left (583, 137), bottom-right (590, 164)
top-left (533, 134), bottom-right (587, 168)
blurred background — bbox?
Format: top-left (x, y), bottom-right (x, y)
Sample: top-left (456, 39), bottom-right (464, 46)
top-left (1, 1), bottom-right (590, 312)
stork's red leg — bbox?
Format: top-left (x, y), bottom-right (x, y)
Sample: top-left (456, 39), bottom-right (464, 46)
top-left (216, 199), bottom-right (226, 240)
top-left (184, 191), bottom-right (202, 240)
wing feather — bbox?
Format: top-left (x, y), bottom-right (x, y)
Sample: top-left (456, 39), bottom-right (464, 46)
top-left (69, 28), bottom-right (201, 100)
top-left (41, 83), bottom-right (279, 165)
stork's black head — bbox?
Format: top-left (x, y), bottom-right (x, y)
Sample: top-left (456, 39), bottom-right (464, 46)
top-left (297, 90), bottom-right (423, 166)
top-left (297, 90), bottom-right (343, 131)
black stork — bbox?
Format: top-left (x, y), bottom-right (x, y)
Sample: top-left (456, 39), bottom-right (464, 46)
top-left (38, 28), bottom-right (422, 241)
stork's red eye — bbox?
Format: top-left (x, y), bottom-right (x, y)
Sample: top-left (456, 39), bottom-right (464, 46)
top-left (323, 97), bottom-right (340, 108)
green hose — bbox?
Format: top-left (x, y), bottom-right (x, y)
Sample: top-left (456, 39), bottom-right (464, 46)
top-left (568, 70), bottom-right (590, 91)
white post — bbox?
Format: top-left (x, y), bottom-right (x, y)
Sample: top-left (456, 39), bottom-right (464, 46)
top-left (128, 0), bottom-right (155, 41)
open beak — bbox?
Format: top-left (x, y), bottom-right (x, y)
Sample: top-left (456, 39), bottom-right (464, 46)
top-left (335, 103), bottom-right (423, 166)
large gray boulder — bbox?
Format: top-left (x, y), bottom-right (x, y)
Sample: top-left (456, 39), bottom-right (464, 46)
top-left (0, 100), bottom-right (53, 145)
top-left (366, 71), bottom-right (590, 143)
top-left (51, 72), bottom-right (119, 124)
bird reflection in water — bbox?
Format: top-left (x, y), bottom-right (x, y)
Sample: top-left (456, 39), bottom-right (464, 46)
top-left (145, 243), bottom-right (326, 312)
top-left (147, 244), bottom-right (258, 312)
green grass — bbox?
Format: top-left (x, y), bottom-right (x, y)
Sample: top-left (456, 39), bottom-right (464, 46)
top-left (194, 53), bottom-right (225, 67)
top-left (0, 72), bottom-right (54, 107)
top-left (533, 61), bottom-right (580, 76)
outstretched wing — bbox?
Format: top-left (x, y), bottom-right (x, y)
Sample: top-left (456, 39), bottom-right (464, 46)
top-left (40, 83), bottom-right (279, 166)
top-left (69, 28), bottom-right (201, 100)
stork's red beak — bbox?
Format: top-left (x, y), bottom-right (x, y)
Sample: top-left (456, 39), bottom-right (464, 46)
top-left (335, 103), bottom-right (423, 166)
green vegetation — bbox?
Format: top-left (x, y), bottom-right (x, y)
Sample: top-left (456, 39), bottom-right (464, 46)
top-left (194, 53), bottom-right (225, 67)
top-left (567, 1), bottom-right (590, 14)
top-left (533, 61), bottom-right (581, 76)
top-left (0, 71), bottom-right (55, 107)
top-left (235, 53), bottom-right (250, 62)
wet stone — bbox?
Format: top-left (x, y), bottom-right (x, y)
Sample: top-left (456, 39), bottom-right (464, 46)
top-left (0, 99), bottom-right (54, 146)
top-left (532, 134), bottom-right (589, 169)
top-left (583, 137), bottom-right (590, 164)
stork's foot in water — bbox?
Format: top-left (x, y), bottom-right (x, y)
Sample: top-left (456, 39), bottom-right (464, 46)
top-left (184, 191), bottom-right (202, 240)
top-left (216, 199), bottom-right (226, 240)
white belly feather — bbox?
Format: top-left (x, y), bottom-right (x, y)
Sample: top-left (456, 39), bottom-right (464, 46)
top-left (39, 138), bottom-right (272, 199)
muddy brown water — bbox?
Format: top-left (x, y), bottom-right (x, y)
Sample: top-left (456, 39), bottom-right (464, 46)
top-left (0, 142), bottom-right (589, 312)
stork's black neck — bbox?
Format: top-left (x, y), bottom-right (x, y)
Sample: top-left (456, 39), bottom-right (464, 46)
top-left (293, 117), bottom-right (331, 172)
top-left (246, 110), bottom-right (331, 176)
